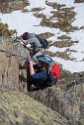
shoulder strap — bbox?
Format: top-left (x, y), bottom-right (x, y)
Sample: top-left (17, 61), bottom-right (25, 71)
top-left (45, 69), bottom-right (57, 87)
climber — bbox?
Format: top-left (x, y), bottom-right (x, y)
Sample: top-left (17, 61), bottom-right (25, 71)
top-left (17, 32), bottom-right (45, 60)
top-left (25, 54), bottom-right (60, 91)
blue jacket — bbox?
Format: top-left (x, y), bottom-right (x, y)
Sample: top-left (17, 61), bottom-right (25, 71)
top-left (30, 64), bottom-right (47, 82)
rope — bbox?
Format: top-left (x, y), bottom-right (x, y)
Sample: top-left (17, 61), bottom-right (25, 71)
top-left (0, 49), bottom-right (27, 60)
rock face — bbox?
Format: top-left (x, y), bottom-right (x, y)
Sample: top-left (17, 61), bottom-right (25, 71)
top-left (0, 38), bottom-right (28, 90)
top-left (30, 76), bottom-right (84, 124)
top-left (0, 37), bottom-right (84, 125)
top-left (0, 38), bottom-right (19, 89)
top-left (0, 90), bottom-right (67, 125)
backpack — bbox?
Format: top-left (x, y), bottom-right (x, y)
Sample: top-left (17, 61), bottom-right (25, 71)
top-left (46, 63), bottom-right (60, 87)
top-left (51, 63), bottom-right (60, 79)
top-left (36, 35), bottom-right (48, 49)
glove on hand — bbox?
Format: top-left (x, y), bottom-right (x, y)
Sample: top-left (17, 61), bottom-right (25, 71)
top-left (27, 57), bottom-right (32, 62)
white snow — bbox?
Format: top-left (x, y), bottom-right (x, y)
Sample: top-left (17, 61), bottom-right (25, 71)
top-left (72, 3), bottom-right (84, 27)
top-left (53, 57), bottom-right (83, 73)
top-left (47, 46), bottom-right (68, 53)
top-left (0, 0), bottom-right (84, 73)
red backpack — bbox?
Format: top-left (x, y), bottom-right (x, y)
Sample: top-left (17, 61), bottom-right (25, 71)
top-left (51, 63), bottom-right (60, 79)
top-left (46, 63), bottom-right (60, 87)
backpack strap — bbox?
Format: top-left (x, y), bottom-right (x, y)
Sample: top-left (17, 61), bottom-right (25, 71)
top-left (46, 69), bottom-right (57, 87)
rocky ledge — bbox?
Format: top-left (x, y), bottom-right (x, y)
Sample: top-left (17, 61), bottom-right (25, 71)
top-left (0, 89), bottom-right (68, 125)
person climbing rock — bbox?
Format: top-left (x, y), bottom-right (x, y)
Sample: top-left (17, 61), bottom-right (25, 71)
top-left (17, 32), bottom-right (46, 60)
top-left (25, 54), bottom-right (60, 91)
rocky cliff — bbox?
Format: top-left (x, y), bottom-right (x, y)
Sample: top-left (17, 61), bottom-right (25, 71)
top-left (0, 89), bottom-right (68, 125)
top-left (0, 0), bottom-right (84, 124)
top-left (0, 37), bottom-right (68, 125)
top-left (0, 37), bottom-right (84, 125)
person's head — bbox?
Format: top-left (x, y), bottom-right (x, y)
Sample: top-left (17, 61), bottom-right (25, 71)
top-left (36, 54), bottom-right (53, 69)
top-left (21, 32), bottom-right (29, 40)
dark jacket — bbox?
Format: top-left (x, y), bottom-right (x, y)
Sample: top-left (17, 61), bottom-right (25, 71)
top-left (29, 64), bottom-right (48, 87)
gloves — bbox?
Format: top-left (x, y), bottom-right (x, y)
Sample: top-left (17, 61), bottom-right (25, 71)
top-left (27, 57), bottom-right (32, 62)
top-left (26, 44), bottom-right (31, 48)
